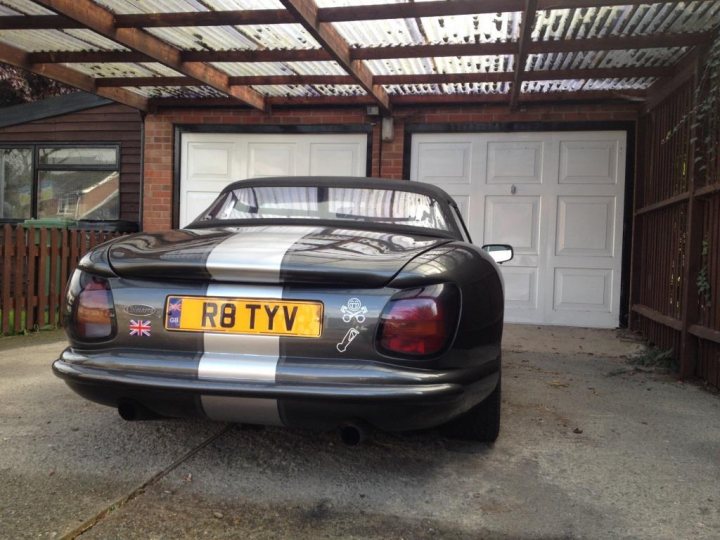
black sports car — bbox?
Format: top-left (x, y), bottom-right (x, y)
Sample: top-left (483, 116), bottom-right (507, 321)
top-left (54, 177), bottom-right (512, 444)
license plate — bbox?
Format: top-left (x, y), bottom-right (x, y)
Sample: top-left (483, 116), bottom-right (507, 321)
top-left (165, 296), bottom-right (323, 337)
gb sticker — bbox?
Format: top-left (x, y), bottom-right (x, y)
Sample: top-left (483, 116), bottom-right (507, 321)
top-left (341, 297), bottom-right (367, 324)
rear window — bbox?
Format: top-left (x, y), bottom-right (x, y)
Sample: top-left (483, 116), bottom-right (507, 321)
top-left (198, 185), bottom-right (451, 232)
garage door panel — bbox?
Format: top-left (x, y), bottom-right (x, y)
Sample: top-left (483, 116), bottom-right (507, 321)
top-left (484, 196), bottom-right (540, 255)
top-left (188, 143), bottom-right (233, 177)
top-left (415, 142), bottom-right (471, 185)
top-left (502, 267), bottom-right (538, 310)
top-left (309, 143), bottom-right (360, 176)
top-left (412, 130), bottom-right (626, 328)
top-left (487, 141), bottom-right (543, 184)
top-left (553, 268), bottom-right (613, 313)
top-left (556, 196), bottom-right (616, 257)
top-left (559, 140), bottom-right (618, 185)
top-left (183, 191), bottom-right (218, 224)
top-left (247, 143), bottom-right (296, 178)
top-left (180, 133), bottom-right (367, 228)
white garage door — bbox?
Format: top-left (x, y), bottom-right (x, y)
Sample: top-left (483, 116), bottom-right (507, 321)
top-left (180, 132), bottom-right (368, 226)
top-left (410, 131), bottom-right (626, 328)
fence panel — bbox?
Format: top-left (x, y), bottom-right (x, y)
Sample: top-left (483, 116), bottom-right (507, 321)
top-left (0, 225), bottom-right (128, 336)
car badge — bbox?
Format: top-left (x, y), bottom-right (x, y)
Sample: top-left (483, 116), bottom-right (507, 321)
top-left (125, 304), bottom-right (156, 317)
top-left (336, 328), bottom-right (360, 353)
top-left (129, 320), bottom-right (152, 337)
top-left (341, 297), bottom-right (367, 323)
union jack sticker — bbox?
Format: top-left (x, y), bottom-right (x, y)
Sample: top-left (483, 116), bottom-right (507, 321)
top-left (129, 320), bottom-right (152, 337)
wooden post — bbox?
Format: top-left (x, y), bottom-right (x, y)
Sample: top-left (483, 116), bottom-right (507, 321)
top-left (1, 224), bottom-right (12, 334)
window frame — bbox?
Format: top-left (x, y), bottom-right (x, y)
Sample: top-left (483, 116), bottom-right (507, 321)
top-left (0, 143), bottom-right (120, 222)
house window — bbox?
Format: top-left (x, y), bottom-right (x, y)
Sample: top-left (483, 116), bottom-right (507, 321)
top-left (0, 145), bottom-right (120, 222)
top-left (0, 148), bottom-right (33, 219)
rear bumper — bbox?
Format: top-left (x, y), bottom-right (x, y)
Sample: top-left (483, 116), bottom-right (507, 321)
top-left (53, 348), bottom-right (500, 431)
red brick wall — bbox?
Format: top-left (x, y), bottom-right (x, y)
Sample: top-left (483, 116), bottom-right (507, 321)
top-left (142, 103), bottom-right (638, 231)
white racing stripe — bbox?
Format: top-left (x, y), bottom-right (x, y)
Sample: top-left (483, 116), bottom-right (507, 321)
top-left (199, 227), bottom-right (320, 425)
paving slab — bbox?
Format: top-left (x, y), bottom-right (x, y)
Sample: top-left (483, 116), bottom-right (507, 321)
top-left (81, 350), bottom-right (720, 540)
top-left (0, 332), bottom-right (222, 539)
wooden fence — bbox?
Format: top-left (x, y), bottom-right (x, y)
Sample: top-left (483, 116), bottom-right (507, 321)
top-left (0, 224), bottom-right (128, 335)
top-left (631, 49), bottom-right (720, 389)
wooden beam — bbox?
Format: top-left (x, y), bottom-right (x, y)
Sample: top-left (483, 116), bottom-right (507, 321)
top-left (631, 305), bottom-right (683, 332)
top-left (148, 88), bottom-right (645, 108)
top-left (280, 0), bottom-right (391, 114)
top-left (114, 10), bottom-right (294, 27)
top-left (510, 0), bottom-right (538, 110)
top-left (0, 41), bottom-right (147, 110)
top-left (26, 31), bottom-right (712, 65)
top-left (34, 0), bottom-right (266, 111)
top-left (94, 66), bottom-right (670, 89)
top-left (643, 47), bottom-right (704, 113)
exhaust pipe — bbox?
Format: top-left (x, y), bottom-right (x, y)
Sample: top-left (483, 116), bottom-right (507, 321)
top-left (338, 422), bottom-right (368, 446)
top-left (117, 401), bottom-right (162, 421)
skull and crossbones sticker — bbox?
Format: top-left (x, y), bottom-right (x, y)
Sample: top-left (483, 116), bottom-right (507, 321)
top-left (340, 297), bottom-right (367, 323)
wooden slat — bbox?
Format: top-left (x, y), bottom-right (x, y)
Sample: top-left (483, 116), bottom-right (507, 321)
top-left (510, 0), bottom-right (538, 110)
top-left (280, 0), bottom-right (391, 114)
top-left (0, 41), bottom-right (148, 111)
top-left (26, 227), bottom-right (36, 331)
top-left (34, 0), bottom-right (265, 111)
top-left (689, 324), bottom-right (720, 346)
top-left (632, 304), bottom-right (683, 332)
top-left (13, 226), bottom-right (25, 334)
top-left (1, 224), bottom-right (11, 334)
top-left (634, 191), bottom-right (690, 216)
top-left (37, 228), bottom-right (48, 328)
top-left (48, 229), bottom-right (60, 327)
top-left (58, 229), bottom-right (70, 327)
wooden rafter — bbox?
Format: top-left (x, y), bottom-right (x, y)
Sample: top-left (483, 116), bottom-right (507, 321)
top-left (25, 31), bottom-right (713, 65)
top-left (147, 89), bottom-right (646, 109)
top-left (280, 0), bottom-right (391, 114)
top-left (1, 1), bottom-right (717, 29)
top-left (511, 0), bottom-right (538, 110)
top-left (33, 0), bottom-right (266, 111)
top-left (0, 41), bottom-right (147, 111)
top-left (93, 67), bottom-right (672, 88)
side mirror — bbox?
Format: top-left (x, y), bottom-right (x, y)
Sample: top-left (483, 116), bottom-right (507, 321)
top-left (481, 244), bottom-right (514, 264)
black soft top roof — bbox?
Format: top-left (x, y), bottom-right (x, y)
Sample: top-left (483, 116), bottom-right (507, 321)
top-left (220, 176), bottom-right (458, 207)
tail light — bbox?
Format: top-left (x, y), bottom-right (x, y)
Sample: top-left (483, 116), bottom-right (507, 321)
top-left (377, 284), bottom-right (459, 357)
top-left (67, 272), bottom-right (116, 340)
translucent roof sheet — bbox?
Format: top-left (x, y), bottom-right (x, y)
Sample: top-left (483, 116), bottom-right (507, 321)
top-left (0, 0), bottom-right (717, 106)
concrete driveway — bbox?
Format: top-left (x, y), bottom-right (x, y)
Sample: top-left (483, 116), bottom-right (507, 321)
top-left (1, 327), bottom-right (718, 539)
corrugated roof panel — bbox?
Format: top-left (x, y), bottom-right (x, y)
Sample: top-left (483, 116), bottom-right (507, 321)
top-left (0, 0), bottom-right (53, 15)
top-left (522, 79), bottom-right (586, 93)
top-left (0, 28), bottom-right (127, 52)
top-left (311, 84), bottom-right (365, 96)
top-left (252, 84), bottom-right (316, 97)
top-left (526, 47), bottom-right (688, 72)
top-left (213, 61), bottom-right (346, 77)
top-left (582, 77), bottom-right (655, 91)
top-left (144, 24), bottom-right (319, 52)
top-left (385, 82), bottom-right (510, 95)
top-left (71, 62), bottom-right (183, 78)
top-left (128, 85), bottom-right (226, 98)
top-left (95, 0), bottom-right (285, 14)
top-left (334, 13), bottom-right (520, 49)
top-left (534, 3), bottom-right (720, 41)
top-left (365, 55), bottom-right (515, 77)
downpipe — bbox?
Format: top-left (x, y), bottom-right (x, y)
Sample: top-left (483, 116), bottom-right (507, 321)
top-left (337, 421), bottom-right (369, 446)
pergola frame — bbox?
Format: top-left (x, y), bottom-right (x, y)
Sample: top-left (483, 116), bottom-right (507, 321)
top-left (0, 0), bottom-right (716, 112)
